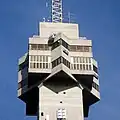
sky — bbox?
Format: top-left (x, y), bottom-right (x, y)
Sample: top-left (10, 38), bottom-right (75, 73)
top-left (0, 0), bottom-right (120, 120)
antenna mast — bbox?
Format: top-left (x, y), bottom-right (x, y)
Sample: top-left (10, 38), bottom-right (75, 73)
top-left (52, 0), bottom-right (62, 23)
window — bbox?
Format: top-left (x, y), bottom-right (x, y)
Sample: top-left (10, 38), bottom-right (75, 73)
top-left (93, 65), bottom-right (98, 73)
top-left (83, 64), bottom-right (85, 70)
top-left (33, 56), bottom-right (36, 61)
top-left (70, 57), bottom-right (93, 71)
top-left (30, 55), bottom-right (51, 69)
top-left (43, 56), bottom-right (45, 62)
top-left (40, 63), bottom-right (42, 68)
top-left (89, 58), bottom-right (91, 63)
top-left (44, 44), bottom-right (49, 50)
top-left (81, 57), bottom-right (83, 63)
top-left (76, 46), bottom-right (83, 52)
top-left (30, 44), bottom-right (50, 51)
top-left (84, 46), bottom-right (89, 52)
top-left (58, 57), bottom-right (61, 64)
top-left (80, 64), bottom-right (82, 70)
top-left (71, 64), bottom-right (74, 70)
top-left (46, 63), bottom-right (48, 68)
top-left (61, 39), bottom-right (69, 50)
top-left (31, 44), bottom-right (37, 50)
top-left (37, 63), bottom-right (39, 68)
top-left (77, 64), bottom-right (79, 70)
top-left (52, 56), bottom-right (70, 68)
top-left (74, 64), bottom-right (76, 70)
top-left (30, 56), bottom-right (34, 61)
top-left (63, 50), bottom-right (69, 56)
top-left (43, 63), bottom-right (45, 68)
top-left (86, 64), bottom-right (89, 70)
top-left (46, 56), bottom-right (48, 62)
top-left (70, 45), bottom-right (91, 52)
top-left (41, 112), bottom-right (44, 116)
top-left (83, 58), bottom-right (85, 63)
top-left (51, 39), bottom-right (69, 50)
top-left (92, 82), bottom-right (99, 91)
top-left (40, 56), bottom-right (42, 62)
top-left (70, 45), bottom-right (76, 51)
top-left (37, 56), bottom-right (39, 61)
top-left (86, 58), bottom-right (88, 63)
top-left (77, 57), bottom-right (79, 63)
top-left (89, 65), bottom-right (92, 70)
top-left (30, 63), bottom-right (33, 68)
top-left (52, 40), bottom-right (61, 50)
top-left (18, 78), bottom-right (27, 89)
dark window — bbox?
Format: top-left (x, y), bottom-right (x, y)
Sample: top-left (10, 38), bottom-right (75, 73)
top-left (40, 63), bottom-right (42, 68)
top-left (74, 64), bottom-right (76, 70)
top-left (43, 63), bottom-right (45, 68)
top-left (30, 44), bottom-right (50, 51)
top-left (41, 112), bottom-right (44, 116)
top-left (89, 65), bottom-right (92, 70)
top-left (84, 46), bottom-right (89, 52)
top-left (44, 44), bottom-right (49, 50)
top-left (93, 65), bottom-right (98, 73)
top-left (37, 63), bottom-right (39, 68)
top-left (52, 56), bottom-right (70, 68)
top-left (92, 82), bottom-right (99, 91)
top-left (63, 50), bottom-right (69, 56)
top-left (83, 64), bottom-right (85, 70)
top-left (51, 39), bottom-right (69, 50)
top-left (31, 44), bottom-right (37, 50)
top-left (86, 64), bottom-right (89, 70)
top-left (18, 78), bottom-right (27, 89)
top-left (19, 61), bottom-right (28, 71)
top-left (70, 45), bottom-right (76, 51)
top-left (52, 40), bottom-right (61, 50)
top-left (70, 45), bottom-right (91, 52)
top-left (38, 44), bottom-right (43, 50)
top-left (61, 39), bottom-right (69, 50)
top-left (80, 64), bottom-right (82, 70)
top-left (46, 63), bottom-right (48, 69)
top-left (77, 64), bottom-right (79, 70)
top-left (33, 63), bottom-right (36, 68)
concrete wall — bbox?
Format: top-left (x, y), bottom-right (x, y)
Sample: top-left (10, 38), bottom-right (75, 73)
top-left (39, 22), bottom-right (79, 39)
top-left (39, 86), bottom-right (84, 120)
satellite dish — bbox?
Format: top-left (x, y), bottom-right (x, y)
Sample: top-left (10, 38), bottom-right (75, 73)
top-left (48, 34), bottom-right (56, 46)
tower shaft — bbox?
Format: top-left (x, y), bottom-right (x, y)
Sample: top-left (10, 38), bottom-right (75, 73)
top-left (52, 0), bottom-right (62, 22)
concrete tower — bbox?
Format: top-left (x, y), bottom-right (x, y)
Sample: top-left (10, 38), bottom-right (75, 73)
top-left (18, 1), bottom-right (100, 120)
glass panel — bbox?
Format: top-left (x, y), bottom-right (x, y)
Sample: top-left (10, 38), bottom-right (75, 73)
top-left (77, 64), bottom-right (79, 70)
top-left (40, 56), bottom-right (42, 62)
top-left (31, 44), bottom-right (37, 50)
top-left (80, 64), bottom-right (82, 70)
top-left (89, 65), bottom-right (92, 70)
top-left (86, 64), bottom-right (89, 70)
top-left (40, 63), bottom-right (42, 68)
top-left (33, 63), bottom-right (36, 68)
top-left (43, 63), bottom-right (45, 68)
top-left (83, 64), bottom-right (85, 70)
top-left (46, 56), bottom-right (48, 62)
top-left (37, 63), bottom-right (39, 68)
top-left (46, 63), bottom-right (48, 68)
top-left (74, 64), bottom-right (76, 70)
top-left (84, 46), bottom-right (89, 52)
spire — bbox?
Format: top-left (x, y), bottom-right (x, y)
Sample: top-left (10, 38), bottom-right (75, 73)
top-left (52, 0), bottom-right (62, 23)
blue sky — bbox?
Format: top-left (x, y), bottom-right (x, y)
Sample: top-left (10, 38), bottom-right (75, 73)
top-left (0, 0), bottom-right (120, 120)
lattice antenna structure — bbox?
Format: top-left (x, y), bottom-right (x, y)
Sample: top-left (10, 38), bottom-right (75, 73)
top-left (52, 0), bottom-right (62, 23)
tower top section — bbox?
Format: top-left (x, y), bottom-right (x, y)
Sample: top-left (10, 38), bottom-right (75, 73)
top-left (52, 0), bottom-right (62, 23)
top-left (39, 22), bottom-right (79, 39)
